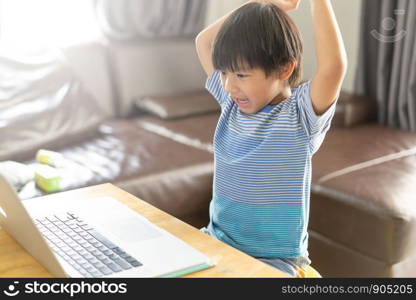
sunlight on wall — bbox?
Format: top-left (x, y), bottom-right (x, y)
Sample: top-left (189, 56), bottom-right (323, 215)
top-left (0, 0), bottom-right (101, 54)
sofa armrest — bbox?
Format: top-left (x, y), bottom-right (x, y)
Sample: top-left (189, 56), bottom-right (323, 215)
top-left (332, 92), bottom-right (377, 128)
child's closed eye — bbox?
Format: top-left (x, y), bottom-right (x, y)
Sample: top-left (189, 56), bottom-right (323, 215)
top-left (220, 71), bottom-right (249, 79)
top-left (236, 73), bottom-right (248, 78)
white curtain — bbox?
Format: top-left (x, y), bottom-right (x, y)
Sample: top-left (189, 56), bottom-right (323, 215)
top-left (95, 0), bottom-right (207, 40)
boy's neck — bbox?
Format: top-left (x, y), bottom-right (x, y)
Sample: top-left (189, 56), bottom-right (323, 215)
top-left (269, 86), bottom-right (292, 105)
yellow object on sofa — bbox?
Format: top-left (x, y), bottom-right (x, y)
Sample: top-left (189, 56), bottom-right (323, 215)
top-left (34, 165), bottom-right (61, 193)
top-left (36, 149), bottom-right (64, 167)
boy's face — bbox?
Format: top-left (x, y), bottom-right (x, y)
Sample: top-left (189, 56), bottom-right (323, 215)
top-left (220, 68), bottom-right (289, 114)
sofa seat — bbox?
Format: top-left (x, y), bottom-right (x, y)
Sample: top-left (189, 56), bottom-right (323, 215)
top-left (310, 124), bottom-right (416, 277)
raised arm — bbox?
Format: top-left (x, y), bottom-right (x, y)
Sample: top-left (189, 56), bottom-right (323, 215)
top-left (310, 0), bottom-right (348, 115)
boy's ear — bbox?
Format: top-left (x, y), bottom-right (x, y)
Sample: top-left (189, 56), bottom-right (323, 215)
top-left (278, 61), bottom-right (296, 80)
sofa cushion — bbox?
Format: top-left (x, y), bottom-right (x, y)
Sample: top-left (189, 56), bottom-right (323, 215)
top-left (311, 157), bottom-right (416, 264)
top-left (331, 92), bottom-right (376, 128)
top-left (136, 90), bottom-right (220, 120)
top-left (312, 124), bottom-right (416, 182)
top-left (308, 230), bottom-right (394, 277)
top-left (311, 124), bottom-right (416, 269)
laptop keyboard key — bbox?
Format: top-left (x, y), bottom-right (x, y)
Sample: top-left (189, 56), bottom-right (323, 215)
top-left (73, 227), bottom-right (83, 233)
top-left (130, 260), bottom-right (143, 267)
top-left (84, 266), bottom-right (97, 274)
top-left (101, 258), bottom-right (113, 265)
top-left (92, 261), bottom-right (105, 269)
top-left (84, 246), bottom-right (95, 253)
top-left (79, 270), bottom-right (90, 277)
top-left (89, 258), bottom-right (101, 266)
top-left (102, 249), bottom-right (112, 256)
top-left (89, 241), bottom-right (100, 248)
top-left (54, 213), bottom-right (72, 222)
top-left (114, 258), bottom-right (132, 270)
top-left (106, 262), bottom-right (122, 273)
top-left (88, 230), bottom-right (117, 249)
top-left (108, 253), bottom-right (118, 260)
top-left (80, 232), bottom-right (90, 238)
top-left (96, 253), bottom-right (107, 261)
top-left (79, 223), bottom-right (94, 231)
top-left (73, 245), bottom-right (83, 252)
top-left (97, 245), bottom-right (107, 252)
top-left (90, 249), bottom-right (100, 256)
top-left (90, 270), bottom-right (103, 278)
top-left (123, 255), bottom-right (142, 267)
top-left (119, 252), bottom-right (130, 259)
top-left (124, 255), bottom-right (137, 262)
top-left (98, 266), bottom-right (113, 276)
top-left (83, 254), bottom-right (95, 261)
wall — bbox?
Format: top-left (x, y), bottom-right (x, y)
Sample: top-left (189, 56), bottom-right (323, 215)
top-left (108, 39), bottom-right (206, 116)
top-left (205, 0), bottom-right (246, 25)
top-left (290, 0), bottom-right (362, 93)
top-left (63, 41), bottom-right (115, 116)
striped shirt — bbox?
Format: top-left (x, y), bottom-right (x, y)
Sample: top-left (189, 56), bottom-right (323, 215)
top-left (206, 71), bottom-right (337, 258)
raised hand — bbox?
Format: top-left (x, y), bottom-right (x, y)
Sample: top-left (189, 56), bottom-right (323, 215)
top-left (250, 0), bottom-right (301, 12)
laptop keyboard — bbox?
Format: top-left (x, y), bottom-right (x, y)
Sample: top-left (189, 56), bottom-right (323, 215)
top-left (34, 212), bottom-right (142, 278)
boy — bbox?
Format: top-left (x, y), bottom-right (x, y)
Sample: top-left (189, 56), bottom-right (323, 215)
top-left (195, 0), bottom-right (347, 277)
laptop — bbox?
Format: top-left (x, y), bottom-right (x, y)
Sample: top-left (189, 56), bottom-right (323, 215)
top-left (0, 175), bottom-right (214, 277)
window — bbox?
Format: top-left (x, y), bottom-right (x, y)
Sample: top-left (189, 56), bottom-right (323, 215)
top-left (0, 0), bottom-right (101, 54)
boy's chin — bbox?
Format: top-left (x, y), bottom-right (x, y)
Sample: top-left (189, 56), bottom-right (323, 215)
top-left (239, 106), bottom-right (260, 114)
top-left (239, 107), bottom-right (255, 114)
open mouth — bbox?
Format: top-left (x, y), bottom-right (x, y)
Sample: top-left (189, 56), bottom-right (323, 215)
top-left (233, 97), bottom-right (250, 107)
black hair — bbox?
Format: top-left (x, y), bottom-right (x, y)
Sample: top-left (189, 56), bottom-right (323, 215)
top-left (213, 2), bottom-right (303, 87)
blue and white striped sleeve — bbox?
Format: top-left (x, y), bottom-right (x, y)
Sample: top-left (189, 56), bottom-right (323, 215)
top-left (205, 71), bottom-right (229, 108)
top-left (296, 81), bottom-right (338, 153)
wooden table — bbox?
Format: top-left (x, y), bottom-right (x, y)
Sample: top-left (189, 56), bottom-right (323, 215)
top-left (0, 184), bottom-right (286, 278)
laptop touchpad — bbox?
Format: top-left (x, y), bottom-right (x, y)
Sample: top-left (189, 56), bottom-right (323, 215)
top-left (104, 217), bottom-right (163, 243)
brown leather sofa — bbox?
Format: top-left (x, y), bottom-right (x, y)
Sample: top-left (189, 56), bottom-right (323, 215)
top-left (309, 118), bottom-right (416, 277)
top-left (2, 47), bottom-right (415, 278)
